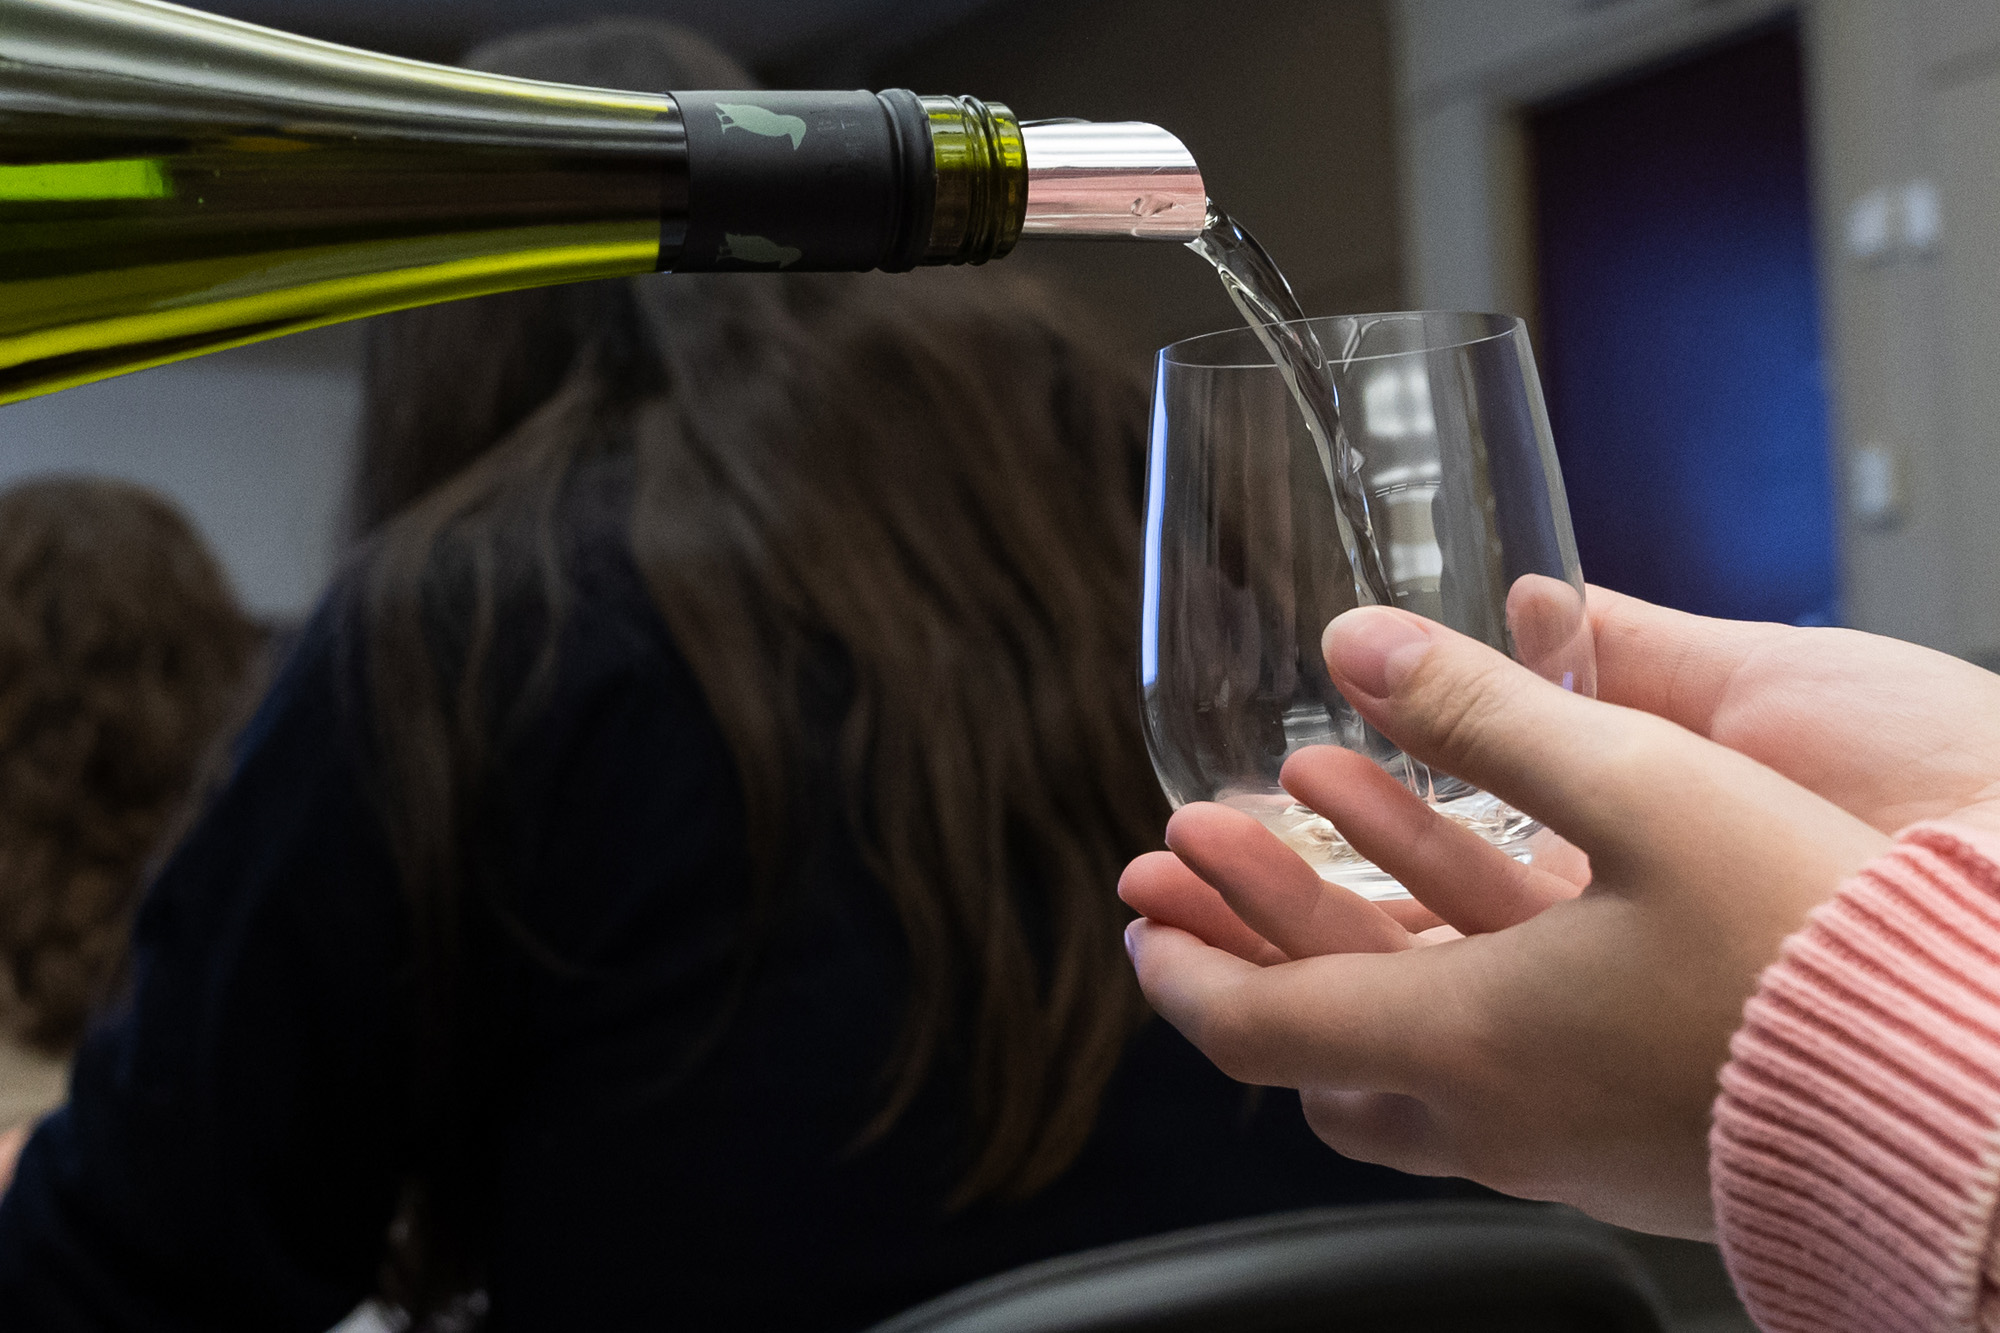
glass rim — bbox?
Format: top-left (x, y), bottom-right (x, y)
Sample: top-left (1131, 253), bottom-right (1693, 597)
top-left (1158, 309), bottom-right (1524, 370)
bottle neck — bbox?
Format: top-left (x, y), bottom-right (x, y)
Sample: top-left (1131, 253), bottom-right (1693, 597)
top-left (663, 91), bottom-right (1030, 273)
top-left (919, 95), bottom-right (1027, 265)
top-left (662, 92), bottom-right (1207, 272)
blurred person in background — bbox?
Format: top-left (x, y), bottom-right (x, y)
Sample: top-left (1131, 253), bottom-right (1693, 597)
top-left (0, 21), bottom-right (1434, 1333)
top-left (0, 477), bottom-right (258, 1156)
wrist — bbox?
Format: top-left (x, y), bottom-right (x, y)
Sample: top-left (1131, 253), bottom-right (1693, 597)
top-left (1710, 820), bottom-right (2000, 1333)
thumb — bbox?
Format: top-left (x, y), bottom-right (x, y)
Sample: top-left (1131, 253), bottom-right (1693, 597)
top-left (1320, 605), bottom-right (1756, 859)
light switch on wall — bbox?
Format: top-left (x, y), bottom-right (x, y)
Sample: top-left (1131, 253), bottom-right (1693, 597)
top-left (1900, 178), bottom-right (1941, 256)
top-left (1847, 188), bottom-right (1895, 262)
top-left (1848, 440), bottom-right (1904, 526)
top-left (1845, 179), bottom-right (1940, 264)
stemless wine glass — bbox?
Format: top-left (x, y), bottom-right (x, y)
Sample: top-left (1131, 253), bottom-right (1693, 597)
top-left (1140, 311), bottom-right (1595, 900)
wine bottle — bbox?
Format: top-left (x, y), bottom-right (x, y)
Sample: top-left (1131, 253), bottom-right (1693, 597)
top-left (0, 0), bottom-right (1206, 406)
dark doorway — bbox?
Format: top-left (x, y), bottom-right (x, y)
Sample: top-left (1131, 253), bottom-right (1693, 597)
top-left (1528, 18), bottom-right (1837, 624)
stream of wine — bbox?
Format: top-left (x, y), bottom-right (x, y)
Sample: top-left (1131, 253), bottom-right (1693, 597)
top-left (1185, 203), bottom-right (1396, 607)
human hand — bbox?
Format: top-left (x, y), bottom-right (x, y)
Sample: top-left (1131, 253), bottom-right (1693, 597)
top-left (1584, 586), bottom-right (2000, 835)
top-left (1123, 586), bottom-right (2000, 954)
top-left (1123, 601), bottom-right (1905, 1239)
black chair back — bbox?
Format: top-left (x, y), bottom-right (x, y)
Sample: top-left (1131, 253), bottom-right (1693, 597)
top-left (867, 1202), bottom-right (1672, 1333)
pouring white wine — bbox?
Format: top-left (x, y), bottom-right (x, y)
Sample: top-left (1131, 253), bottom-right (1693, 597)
top-left (0, 0), bottom-right (1206, 404)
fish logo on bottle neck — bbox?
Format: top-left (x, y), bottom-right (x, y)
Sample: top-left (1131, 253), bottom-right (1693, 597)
top-left (714, 103), bottom-right (807, 149)
top-left (717, 233), bottom-right (802, 268)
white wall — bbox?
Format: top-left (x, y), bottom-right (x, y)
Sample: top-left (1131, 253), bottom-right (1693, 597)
top-left (1921, 0), bottom-right (2000, 662)
top-left (1394, 0), bottom-right (2000, 656)
top-left (0, 326), bottom-right (363, 622)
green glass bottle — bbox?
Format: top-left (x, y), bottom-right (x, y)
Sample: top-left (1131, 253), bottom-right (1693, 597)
top-left (0, 0), bottom-right (1205, 405)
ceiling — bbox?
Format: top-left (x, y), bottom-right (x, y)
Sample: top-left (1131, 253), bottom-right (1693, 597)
top-left (180, 0), bottom-right (996, 69)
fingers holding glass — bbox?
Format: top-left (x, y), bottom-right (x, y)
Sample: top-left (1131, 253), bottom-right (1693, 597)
top-left (1117, 850), bottom-right (1288, 965)
top-left (1162, 802), bottom-right (1411, 957)
top-left (1505, 573), bottom-right (1596, 698)
top-left (1323, 606), bottom-right (1674, 860)
top-left (1280, 745), bottom-right (1579, 935)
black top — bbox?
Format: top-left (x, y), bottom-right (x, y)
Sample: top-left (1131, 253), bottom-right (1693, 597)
top-left (0, 476), bottom-right (1431, 1332)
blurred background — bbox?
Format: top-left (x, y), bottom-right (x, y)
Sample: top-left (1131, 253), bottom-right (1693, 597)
top-left (6, 0), bottom-right (1994, 656)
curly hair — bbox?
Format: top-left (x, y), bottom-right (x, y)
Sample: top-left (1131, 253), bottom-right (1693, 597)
top-left (0, 477), bottom-right (259, 1054)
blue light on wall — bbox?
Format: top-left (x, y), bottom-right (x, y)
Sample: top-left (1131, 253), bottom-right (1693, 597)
top-left (1530, 19), bottom-right (1839, 626)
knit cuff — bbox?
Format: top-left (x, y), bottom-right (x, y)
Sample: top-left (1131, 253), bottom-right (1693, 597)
top-left (1711, 821), bottom-right (2000, 1333)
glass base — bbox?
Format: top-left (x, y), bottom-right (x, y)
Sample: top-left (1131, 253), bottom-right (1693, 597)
top-left (1227, 789), bottom-right (1541, 902)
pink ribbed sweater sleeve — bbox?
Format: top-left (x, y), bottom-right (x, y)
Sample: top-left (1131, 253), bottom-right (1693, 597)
top-left (1711, 821), bottom-right (2000, 1333)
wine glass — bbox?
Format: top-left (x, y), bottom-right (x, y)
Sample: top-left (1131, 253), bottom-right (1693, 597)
top-left (1140, 311), bottom-right (1595, 900)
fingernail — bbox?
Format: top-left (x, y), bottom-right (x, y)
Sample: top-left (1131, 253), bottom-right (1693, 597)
top-left (1124, 920), bottom-right (1141, 966)
top-left (1324, 608), bottom-right (1433, 697)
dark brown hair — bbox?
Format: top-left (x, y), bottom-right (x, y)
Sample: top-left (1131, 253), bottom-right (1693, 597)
top-left (354, 21), bottom-right (1167, 1311)
top-left (0, 477), bottom-right (258, 1054)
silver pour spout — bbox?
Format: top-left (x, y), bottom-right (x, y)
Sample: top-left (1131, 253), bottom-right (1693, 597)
top-left (1019, 121), bottom-right (1206, 241)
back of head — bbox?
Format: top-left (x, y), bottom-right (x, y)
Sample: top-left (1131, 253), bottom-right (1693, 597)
top-left (351, 19), bottom-right (757, 535)
top-left (460, 17), bottom-right (753, 90)
top-left (624, 263), bottom-right (1166, 1182)
top-left (0, 478), bottom-right (258, 1053)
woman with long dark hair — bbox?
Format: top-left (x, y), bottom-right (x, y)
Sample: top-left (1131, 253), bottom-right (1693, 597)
top-left (0, 23), bottom-right (1431, 1331)
top-left (0, 478), bottom-right (259, 1129)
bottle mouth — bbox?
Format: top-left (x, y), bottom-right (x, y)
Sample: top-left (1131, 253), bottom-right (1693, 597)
top-left (920, 95), bottom-right (1027, 265)
top-left (912, 98), bottom-right (1207, 264)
